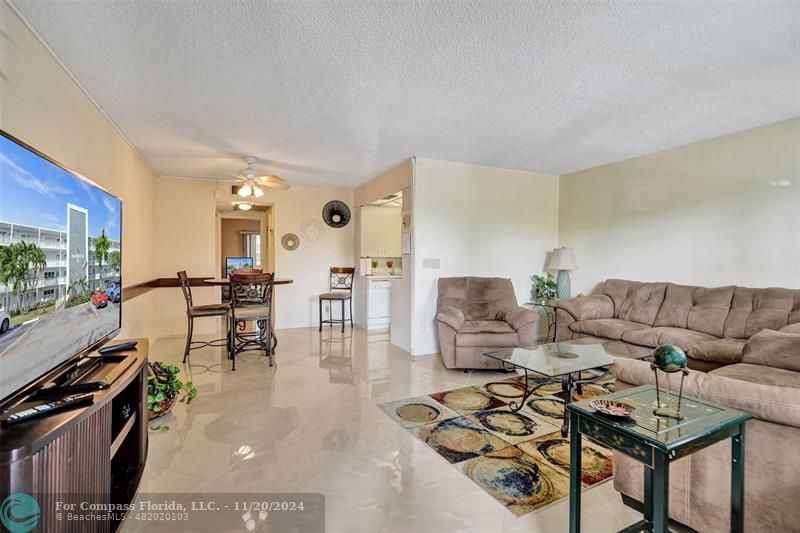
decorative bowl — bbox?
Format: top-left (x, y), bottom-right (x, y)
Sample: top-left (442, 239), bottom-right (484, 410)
top-left (589, 398), bottom-right (636, 418)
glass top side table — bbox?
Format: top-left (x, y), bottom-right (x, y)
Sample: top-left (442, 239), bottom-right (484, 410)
top-left (524, 300), bottom-right (557, 343)
top-left (566, 384), bottom-right (751, 533)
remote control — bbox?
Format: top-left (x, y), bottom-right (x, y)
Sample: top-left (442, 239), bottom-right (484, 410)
top-left (98, 341), bottom-right (138, 354)
top-left (1, 393), bottom-right (94, 427)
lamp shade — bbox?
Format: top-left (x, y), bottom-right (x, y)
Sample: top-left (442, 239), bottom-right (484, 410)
top-left (546, 247), bottom-right (578, 271)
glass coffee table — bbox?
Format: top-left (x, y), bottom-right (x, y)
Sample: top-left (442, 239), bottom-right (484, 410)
top-left (483, 338), bottom-right (653, 437)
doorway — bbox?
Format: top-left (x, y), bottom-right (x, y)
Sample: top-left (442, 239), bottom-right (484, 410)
top-left (216, 206), bottom-right (274, 278)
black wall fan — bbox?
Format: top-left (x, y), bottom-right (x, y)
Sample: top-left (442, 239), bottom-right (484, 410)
top-left (322, 201), bottom-right (351, 228)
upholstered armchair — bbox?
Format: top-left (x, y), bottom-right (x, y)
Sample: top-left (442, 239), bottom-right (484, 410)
top-left (435, 277), bottom-right (539, 369)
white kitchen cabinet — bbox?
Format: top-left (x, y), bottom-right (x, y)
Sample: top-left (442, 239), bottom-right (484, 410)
top-left (355, 278), bottom-right (392, 329)
top-left (361, 205), bottom-right (401, 257)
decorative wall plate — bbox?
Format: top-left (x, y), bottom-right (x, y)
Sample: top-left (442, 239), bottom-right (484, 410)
top-left (300, 219), bottom-right (325, 241)
top-left (281, 233), bottom-right (300, 251)
top-left (322, 200), bottom-right (351, 228)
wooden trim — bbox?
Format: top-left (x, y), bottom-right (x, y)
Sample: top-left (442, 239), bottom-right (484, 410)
top-left (122, 277), bottom-right (214, 302)
top-left (122, 277), bottom-right (294, 302)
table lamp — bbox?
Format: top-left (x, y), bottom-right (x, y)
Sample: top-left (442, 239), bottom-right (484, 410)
top-left (651, 344), bottom-right (689, 419)
top-left (546, 247), bottom-right (578, 299)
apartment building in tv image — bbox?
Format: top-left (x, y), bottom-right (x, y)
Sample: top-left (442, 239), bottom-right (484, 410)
top-left (0, 206), bottom-right (120, 317)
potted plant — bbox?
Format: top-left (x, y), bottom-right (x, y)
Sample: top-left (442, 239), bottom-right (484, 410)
top-left (147, 362), bottom-right (197, 420)
top-left (530, 273), bottom-right (558, 303)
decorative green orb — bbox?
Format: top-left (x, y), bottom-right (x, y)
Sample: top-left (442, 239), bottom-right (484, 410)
top-left (653, 344), bottom-right (688, 373)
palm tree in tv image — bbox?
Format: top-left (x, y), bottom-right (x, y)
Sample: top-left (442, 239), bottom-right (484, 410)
top-left (23, 242), bottom-right (47, 309)
top-left (108, 250), bottom-right (121, 277)
top-left (94, 229), bottom-right (111, 287)
top-left (0, 241), bottom-right (47, 314)
top-left (0, 244), bottom-right (22, 312)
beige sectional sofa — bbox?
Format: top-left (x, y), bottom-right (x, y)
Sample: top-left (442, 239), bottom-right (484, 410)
top-left (555, 279), bottom-right (800, 371)
top-left (557, 279), bottom-right (800, 531)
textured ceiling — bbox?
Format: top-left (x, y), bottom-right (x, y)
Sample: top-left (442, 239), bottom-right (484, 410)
top-left (10, 1), bottom-right (800, 187)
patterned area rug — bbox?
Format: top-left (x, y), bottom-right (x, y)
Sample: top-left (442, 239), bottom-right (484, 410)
top-left (378, 374), bottom-right (615, 516)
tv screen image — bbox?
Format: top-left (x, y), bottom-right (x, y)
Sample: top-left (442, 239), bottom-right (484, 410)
top-left (225, 256), bottom-right (254, 275)
top-left (0, 132), bottom-right (122, 402)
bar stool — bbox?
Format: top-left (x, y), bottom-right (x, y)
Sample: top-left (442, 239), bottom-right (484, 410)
top-left (319, 267), bottom-right (354, 332)
top-left (177, 271), bottom-right (230, 363)
top-left (229, 272), bottom-right (275, 369)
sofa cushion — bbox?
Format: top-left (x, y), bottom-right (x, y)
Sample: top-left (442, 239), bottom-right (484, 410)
top-left (437, 277), bottom-right (519, 321)
top-left (686, 286), bottom-right (736, 337)
top-left (460, 320), bottom-right (515, 334)
top-left (600, 279), bottom-right (639, 317)
top-left (456, 331), bottom-right (518, 347)
top-left (744, 288), bottom-right (797, 338)
top-left (557, 294), bottom-right (614, 321)
top-left (652, 283), bottom-right (735, 337)
top-left (688, 338), bottom-right (746, 364)
top-left (780, 322), bottom-right (800, 334)
top-left (653, 283), bottom-right (697, 329)
top-left (621, 326), bottom-right (718, 351)
top-left (497, 307), bottom-right (538, 331)
top-left (569, 319), bottom-right (650, 341)
top-left (617, 282), bottom-right (668, 326)
top-left (723, 287), bottom-right (800, 339)
top-left (613, 358), bottom-right (800, 428)
top-left (741, 329), bottom-right (800, 372)
top-left (711, 362), bottom-right (800, 390)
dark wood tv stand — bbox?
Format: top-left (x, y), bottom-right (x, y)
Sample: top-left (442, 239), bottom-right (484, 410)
top-left (0, 339), bottom-right (149, 533)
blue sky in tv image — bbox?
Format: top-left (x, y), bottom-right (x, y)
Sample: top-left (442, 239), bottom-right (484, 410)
top-left (0, 135), bottom-right (120, 242)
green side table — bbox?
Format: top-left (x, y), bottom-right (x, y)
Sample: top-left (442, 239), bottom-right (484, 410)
top-left (566, 385), bottom-right (751, 533)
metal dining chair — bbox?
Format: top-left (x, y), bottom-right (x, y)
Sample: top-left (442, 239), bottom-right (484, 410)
top-left (229, 272), bottom-right (275, 369)
top-left (177, 271), bottom-right (231, 363)
top-left (319, 267), bottom-right (355, 332)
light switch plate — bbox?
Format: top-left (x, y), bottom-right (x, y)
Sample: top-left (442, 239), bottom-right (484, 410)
top-left (422, 258), bottom-right (440, 269)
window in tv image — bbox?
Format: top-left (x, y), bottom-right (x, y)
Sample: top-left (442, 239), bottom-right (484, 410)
top-left (0, 133), bottom-right (122, 401)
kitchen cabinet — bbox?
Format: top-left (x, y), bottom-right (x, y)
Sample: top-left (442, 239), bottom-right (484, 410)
top-left (368, 280), bottom-right (391, 321)
top-left (355, 277), bottom-right (393, 329)
top-left (361, 205), bottom-right (401, 257)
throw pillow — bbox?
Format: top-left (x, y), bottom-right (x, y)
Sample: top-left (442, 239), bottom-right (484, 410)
top-left (742, 329), bottom-right (800, 372)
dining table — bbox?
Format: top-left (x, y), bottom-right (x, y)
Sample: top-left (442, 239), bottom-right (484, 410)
top-left (202, 277), bottom-right (294, 351)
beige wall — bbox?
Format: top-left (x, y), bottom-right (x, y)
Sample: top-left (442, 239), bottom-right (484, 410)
top-left (220, 218), bottom-right (260, 262)
top-left (150, 177), bottom-right (218, 336)
top-left (412, 159), bottom-right (560, 355)
top-left (0, 3), bottom-right (157, 338)
top-left (160, 182), bottom-right (356, 331)
top-left (560, 118), bottom-right (800, 295)
top-left (261, 185), bottom-right (354, 329)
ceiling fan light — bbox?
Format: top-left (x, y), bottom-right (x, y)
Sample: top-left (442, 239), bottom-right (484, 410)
top-left (238, 183), bottom-right (252, 197)
top-left (252, 185), bottom-right (264, 198)
top-left (237, 203), bottom-right (253, 211)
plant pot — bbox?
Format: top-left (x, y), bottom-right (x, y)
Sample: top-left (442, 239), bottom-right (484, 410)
top-left (148, 396), bottom-right (176, 420)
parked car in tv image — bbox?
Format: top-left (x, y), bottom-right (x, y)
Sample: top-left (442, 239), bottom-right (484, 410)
top-left (91, 289), bottom-right (109, 309)
top-left (0, 307), bottom-right (9, 334)
top-left (105, 281), bottom-right (121, 303)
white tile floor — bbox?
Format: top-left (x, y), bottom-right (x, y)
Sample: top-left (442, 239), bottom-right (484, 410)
top-left (127, 327), bottom-right (641, 532)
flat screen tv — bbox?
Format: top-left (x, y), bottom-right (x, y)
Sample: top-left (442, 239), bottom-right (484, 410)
top-left (0, 131), bottom-right (122, 403)
top-left (225, 256), bottom-right (254, 276)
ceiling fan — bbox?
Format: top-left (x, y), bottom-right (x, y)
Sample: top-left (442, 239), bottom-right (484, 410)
top-left (228, 156), bottom-right (291, 198)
